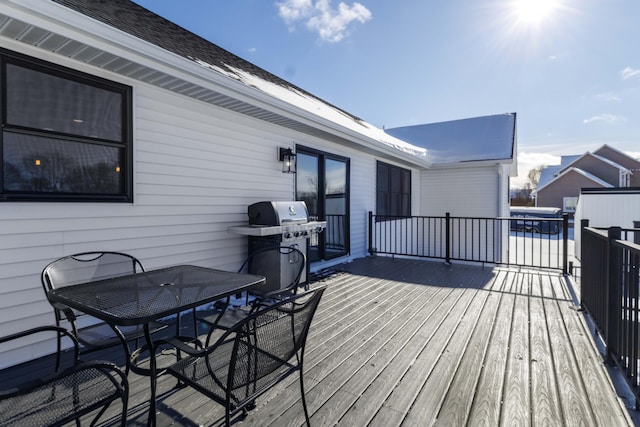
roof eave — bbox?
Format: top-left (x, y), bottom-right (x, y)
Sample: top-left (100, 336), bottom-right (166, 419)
top-left (3, 0), bottom-right (431, 169)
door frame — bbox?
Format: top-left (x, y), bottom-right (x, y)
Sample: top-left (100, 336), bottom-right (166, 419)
top-left (296, 145), bottom-right (350, 261)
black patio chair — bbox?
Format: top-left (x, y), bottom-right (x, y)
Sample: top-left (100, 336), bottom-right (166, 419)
top-left (168, 286), bottom-right (325, 426)
top-left (0, 325), bottom-right (128, 427)
top-left (199, 245), bottom-right (307, 330)
top-left (41, 251), bottom-right (169, 373)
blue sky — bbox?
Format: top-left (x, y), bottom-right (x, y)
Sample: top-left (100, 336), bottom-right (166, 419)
top-left (132, 0), bottom-right (639, 186)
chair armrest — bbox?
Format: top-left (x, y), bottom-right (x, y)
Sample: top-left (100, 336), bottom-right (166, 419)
top-left (0, 325), bottom-right (79, 351)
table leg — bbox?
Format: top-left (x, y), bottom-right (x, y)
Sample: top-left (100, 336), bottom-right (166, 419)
top-left (144, 323), bottom-right (157, 427)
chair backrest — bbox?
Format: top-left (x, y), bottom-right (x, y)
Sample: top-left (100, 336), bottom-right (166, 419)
top-left (237, 246), bottom-right (306, 294)
top-left (207, 286), bottom-right (325, 405)
top-left (41, 252), bottom-right (144, 318)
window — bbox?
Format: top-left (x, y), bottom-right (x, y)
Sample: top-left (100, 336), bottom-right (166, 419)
top-left (1, 50), bottom-right (132, 201)
top-left (563, 197), bottom-right (578, 213)
top-left (376, 161), bottom-right (411, 217)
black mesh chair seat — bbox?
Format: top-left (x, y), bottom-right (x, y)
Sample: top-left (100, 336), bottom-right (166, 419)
top-left (168, 287), bottom-right (325, 426)
top-left (0, 326), bottom-right (128, 427)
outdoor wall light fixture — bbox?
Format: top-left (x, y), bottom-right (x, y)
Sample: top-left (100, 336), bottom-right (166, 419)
top-left (279, 147), bottom-right (296, 173)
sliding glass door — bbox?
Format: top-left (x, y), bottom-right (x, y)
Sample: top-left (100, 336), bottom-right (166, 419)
top-left (296, 147), bottom-right (349, 261)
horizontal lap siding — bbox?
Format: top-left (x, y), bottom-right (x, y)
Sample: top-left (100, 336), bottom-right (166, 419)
top-left (574, 192), bottom-right (640, 258)
top-left (420, 166), bottom-right (499, 217)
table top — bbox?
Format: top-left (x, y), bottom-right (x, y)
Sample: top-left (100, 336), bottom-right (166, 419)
top-left (48, 265), bottom-right (265, 326)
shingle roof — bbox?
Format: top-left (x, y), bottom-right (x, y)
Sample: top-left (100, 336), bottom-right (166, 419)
top-left (51, 0), bottom-right (363, 122)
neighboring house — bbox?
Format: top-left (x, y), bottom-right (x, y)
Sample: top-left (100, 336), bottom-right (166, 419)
top-left (574, 187), bottom-right (640, 259)
top-left (0, 0), bottom-right (515, 366)
top-left (535, 145), bottom-right (639, 212)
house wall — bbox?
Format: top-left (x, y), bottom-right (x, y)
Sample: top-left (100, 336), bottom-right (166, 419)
top-left (574, 190), bottom-right (640, 259)
top-left (568, 156), bottom-right (620, 186)
top-left (595, 146), bottom-right (640, 186)
top-left (537, 171), bottom-right (605, 209)
top-left (418, 164), bottom-right (507, 263)
top-left (0, 43), bottom-right (421, 366)
top-left (420, 165), bottom-right (501, 217)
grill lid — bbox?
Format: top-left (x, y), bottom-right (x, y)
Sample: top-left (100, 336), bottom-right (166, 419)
top-left (248, 201), bottom-right (309, 226)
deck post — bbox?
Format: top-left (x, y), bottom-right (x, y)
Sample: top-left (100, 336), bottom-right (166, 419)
top-left (579, 219), bottom-right (589, 311)
top-left (562, 213), bottom-right (569, 275)
top-left (634, 220), bottom-right (640, 245)
top-left (605, 226), bottom-right (621, 365)
top-left (445, 212), bottom-right (451, 264)
top-left (368, 211), bottom-right (374, 255)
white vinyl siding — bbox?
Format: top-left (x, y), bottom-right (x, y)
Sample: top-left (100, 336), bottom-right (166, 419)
top-left (420, 166), bottom-right (502, 217)
top-left (574, 191), bottom-right (640, 259)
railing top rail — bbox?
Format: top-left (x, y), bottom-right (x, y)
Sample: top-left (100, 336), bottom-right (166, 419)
top-left (612, 239), bottom-right (640, 253)
top-left (593, 226), bottom-right (640, 233)
top-left (584, 226), bottom-right (609, 239)
top-left (372, 213), bottom-right (566, 222)
top-left (372, 214), bottom-right (448, 220)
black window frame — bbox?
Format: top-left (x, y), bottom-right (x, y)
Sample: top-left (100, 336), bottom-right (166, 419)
top-left (0, 48), bottom-right (133, 202)
top-left (376, 161), bottom-right (411, 217)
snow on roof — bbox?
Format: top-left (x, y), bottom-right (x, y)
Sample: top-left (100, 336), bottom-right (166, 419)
top-left (537, 164), bottom-right (563, 189)
top-left (189, 59), bottom-right (427, 158)
top-left (560, 155), bottom-right (581, 166)
top-left (52, 0), bottom-right (427, 161)
top-left (384, 113), bottom-right (516, 165)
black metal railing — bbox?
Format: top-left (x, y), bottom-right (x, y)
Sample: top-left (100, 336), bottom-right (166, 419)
top-left (368, 212), bottom-right (569, 273)
top-left (581, 222), bottom-right (640, 408)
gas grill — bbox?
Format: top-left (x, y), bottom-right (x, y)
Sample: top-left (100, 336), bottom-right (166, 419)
top-left (228, 201), bottom-right (326, 290)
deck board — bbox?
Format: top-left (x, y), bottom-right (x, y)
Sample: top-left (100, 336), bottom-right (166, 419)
top-left (3, 256), bottom-right (633, 426)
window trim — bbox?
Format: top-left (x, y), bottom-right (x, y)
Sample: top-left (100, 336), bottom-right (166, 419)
top-left (0, 48), bottom-right (133, 202)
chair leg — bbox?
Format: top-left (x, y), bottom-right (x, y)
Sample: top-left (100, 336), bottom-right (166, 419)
top-left (55, 330), bottom-right (62, 372)
top-left (299, 369), bottom-right (311, 426)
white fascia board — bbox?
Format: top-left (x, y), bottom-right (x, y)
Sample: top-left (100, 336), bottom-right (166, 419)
top-left (6, 1), bottom-right (429, 169)
top-left (426, 157), bottom-right (514, 170)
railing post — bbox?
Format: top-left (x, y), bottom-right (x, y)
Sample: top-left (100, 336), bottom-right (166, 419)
top-left (368, 211), bottom-right (374, 255)
top-left (634, 220), bottom-right (640, 245)
top-left (445, 212), bottom-right (451, 264)
top-left (562, 213), bottom-right (569, 275)
top-left (580, 219), bottom-right (589, 310)
top-left (606, 226), bottom-right (622, 365)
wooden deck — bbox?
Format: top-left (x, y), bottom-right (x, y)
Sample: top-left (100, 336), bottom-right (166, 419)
top-left (5, 256), bottom-right (636, 426)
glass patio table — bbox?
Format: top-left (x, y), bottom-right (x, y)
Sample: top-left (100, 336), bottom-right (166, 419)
top-left (48, 264), bottom-right (265, 426)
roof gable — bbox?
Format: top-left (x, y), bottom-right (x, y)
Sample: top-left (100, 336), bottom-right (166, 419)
top-left (594, 144), bottom-right (640, 171)
top-left (558, 152), bottom-right (630, 175)
top-left (537, 167), bottom-right (613, 192)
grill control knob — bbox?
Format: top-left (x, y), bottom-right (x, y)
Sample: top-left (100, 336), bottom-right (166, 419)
top-left (284, 232), bottom-right (292, 239)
